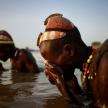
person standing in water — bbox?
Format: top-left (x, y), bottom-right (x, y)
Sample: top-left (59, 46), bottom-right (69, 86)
top-left (0, 30), bottom-right (39, 73)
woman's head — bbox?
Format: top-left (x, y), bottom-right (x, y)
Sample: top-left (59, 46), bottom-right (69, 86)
top-left (37, 13), bottom-right (86, 66)
top-left (0, 30), bottom-right (15, 61)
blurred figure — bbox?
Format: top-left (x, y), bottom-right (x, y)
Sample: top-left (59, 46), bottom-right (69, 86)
top-left (91, 41), bottom-right (101, 49)
top-left (0, 62), bottom-right (6, 73)
top-left (0, 30), bottom-right (39, 73)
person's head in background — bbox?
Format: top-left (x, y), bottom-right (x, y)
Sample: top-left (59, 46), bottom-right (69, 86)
top-left (0, 30), bottom-right (39, 73)
top-left (37, 13), bottom-right (90, 69)
top-left (0, 30), bottom-right (16, 61)
top-left (91, 41), bottom-right (101, 49)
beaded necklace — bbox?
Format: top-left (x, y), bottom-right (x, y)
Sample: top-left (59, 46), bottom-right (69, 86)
top-left (82, 52), bottom-right (96, 82)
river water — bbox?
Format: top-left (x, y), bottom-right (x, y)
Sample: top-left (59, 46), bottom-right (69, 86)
top-left (0, 51), bottom-right (92, 108)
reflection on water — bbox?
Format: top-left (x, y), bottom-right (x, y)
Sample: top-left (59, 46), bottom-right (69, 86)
top-left (0, 69), bottom-right (60, 108)
top-left (0, 55), bottom-right (62, 108)
top-left (0, 70), bottom-right (12, 85)
top-left (0, 51), bottom-right (92, 108)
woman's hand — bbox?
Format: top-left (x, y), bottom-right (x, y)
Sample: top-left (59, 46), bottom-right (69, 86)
top-left (44, 61), bottom-right (62, 84)
top-left (44, 61), bottom-right (70, 100)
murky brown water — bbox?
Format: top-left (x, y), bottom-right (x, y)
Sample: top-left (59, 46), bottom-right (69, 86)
top-left (0, 51), bottom-right (92, 108)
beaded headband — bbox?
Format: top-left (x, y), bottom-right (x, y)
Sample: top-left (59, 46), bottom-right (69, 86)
top-left (0, 35), bottom-right (14, 44)
top-left (37, 31), bottom-right (66, 46)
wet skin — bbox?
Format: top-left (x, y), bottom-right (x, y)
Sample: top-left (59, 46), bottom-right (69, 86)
top-left (39, 38), bottom-right (108, 108)
top-left (39, 43), bottom-right (85, 107)
top-left (11, 49), bottom-right (39, 73)
top-left (0, 44), bottom-right (39, 73)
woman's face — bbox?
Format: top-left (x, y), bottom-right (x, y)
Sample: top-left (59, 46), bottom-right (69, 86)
top-left (0, 45), bottom-right (11, 61)
top-left (40, 43), bottom-right (75, 67)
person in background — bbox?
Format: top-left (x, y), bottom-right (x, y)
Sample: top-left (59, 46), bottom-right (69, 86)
top-left (0, 30), bottom-right (39, 73)
top-left (91, 41), bottom-right (101, 49)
